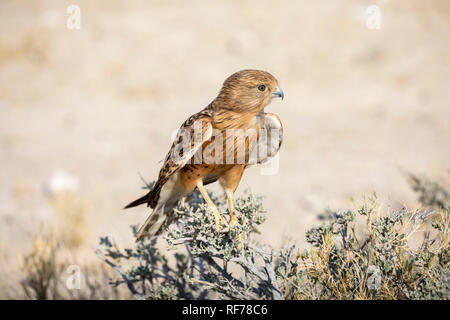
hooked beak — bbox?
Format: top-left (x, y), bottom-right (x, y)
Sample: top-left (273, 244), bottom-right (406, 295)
top-left (272, 87), bottom-right (284, 100)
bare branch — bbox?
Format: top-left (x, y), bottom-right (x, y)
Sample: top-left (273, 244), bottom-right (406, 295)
top-left (95, 248), bottom-right (145, 300)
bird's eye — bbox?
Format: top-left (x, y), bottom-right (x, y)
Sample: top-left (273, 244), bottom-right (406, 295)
top-left (258, 85), bottom-right (266, 92)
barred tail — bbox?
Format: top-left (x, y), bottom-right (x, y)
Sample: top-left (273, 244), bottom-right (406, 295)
top-left (131, 173), bottom-right (184, 241)
top-left (135, 205), bottom-right (168, 242)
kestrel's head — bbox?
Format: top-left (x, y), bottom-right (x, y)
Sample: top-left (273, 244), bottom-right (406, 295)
top-left (216, 69), bottom-right (284, 113)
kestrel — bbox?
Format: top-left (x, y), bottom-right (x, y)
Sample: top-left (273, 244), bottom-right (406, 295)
top-left (125, 70), bottom-right (284, 241)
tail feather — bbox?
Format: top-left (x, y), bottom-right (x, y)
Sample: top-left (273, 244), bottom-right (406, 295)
top-left (123, 192), bottom-right (151, 209)
top-left (132, 172), bottom-right (185, 241)
top-left (135, 206), bottom-right (167, 242)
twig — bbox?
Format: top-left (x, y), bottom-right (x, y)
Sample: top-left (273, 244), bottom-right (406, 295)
top-left (202, 255), bottom-right (246, 289)
top-left (168, 237), bottom-right (194, 245)
top-left (223, 277), bottom-right (253, 300)
top-left (188, 278), bottom-right (236, 300)
top-left (259, 247), bottom-right (284, 300)
top-left (95, 248), bottom-right (145, 300)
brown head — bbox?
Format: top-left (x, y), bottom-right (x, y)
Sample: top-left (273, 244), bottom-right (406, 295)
top-left (214, 69), bottom-right (284, 113)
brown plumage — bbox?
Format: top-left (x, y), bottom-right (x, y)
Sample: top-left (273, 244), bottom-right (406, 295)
top-left (125, 69), bottom-right (284, 241)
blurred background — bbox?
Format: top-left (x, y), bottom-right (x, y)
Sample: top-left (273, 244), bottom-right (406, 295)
top-left (0, 0), bottom-right (449, 298)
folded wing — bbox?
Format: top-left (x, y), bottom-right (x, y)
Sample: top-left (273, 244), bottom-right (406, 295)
top-left (124, 112), bottom-right (213, 209)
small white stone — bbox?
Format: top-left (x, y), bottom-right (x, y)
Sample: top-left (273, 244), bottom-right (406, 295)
top-left (44, 170), bottom-right (80, 195)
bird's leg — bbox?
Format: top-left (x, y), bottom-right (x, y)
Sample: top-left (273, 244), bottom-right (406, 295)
top-left (225, 189), bottom-right (243, 249)
top-left (225, 190), bottom-right (238, 227)
top-left (196, 181), bottom-right (224, 232)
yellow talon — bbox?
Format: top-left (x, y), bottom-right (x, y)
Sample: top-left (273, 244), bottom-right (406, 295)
top-left (226, 190), bottom-right (238, 231)
top-left (237, 233), bottom-right (242, 250)
top-left (230, 212), bottom-right (238, 226)
top-left (213, 209), bottom-right (224, 232)
top-left (212, 209), bottom-right (224, 232)
top-left (196, 181), bottom-right (225, 233)
top-left (229, 212), bottom-right (238, 232)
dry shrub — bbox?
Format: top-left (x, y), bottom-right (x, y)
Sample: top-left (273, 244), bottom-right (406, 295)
top-left (10, 172), bottom-right (448, 300)
top-left (48, 192), bottom-right (90, 250)
top-left (8, 192), bottom-right (130, 299)
top-left (293, 201), bottom-right (448, 299)
top-left (98, 173), bottom-right (449, 300)
top-left (15, 229), bottom-right (61, 300)
top-left (11, 228), bottom-right (131, 300)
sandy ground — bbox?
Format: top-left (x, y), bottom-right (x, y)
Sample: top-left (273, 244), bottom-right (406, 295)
top-left (0, 0), bottom-right (449, 295)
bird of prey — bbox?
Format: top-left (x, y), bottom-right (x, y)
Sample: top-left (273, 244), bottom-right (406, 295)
top-left (125, 70), bottom-right (284, 241)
